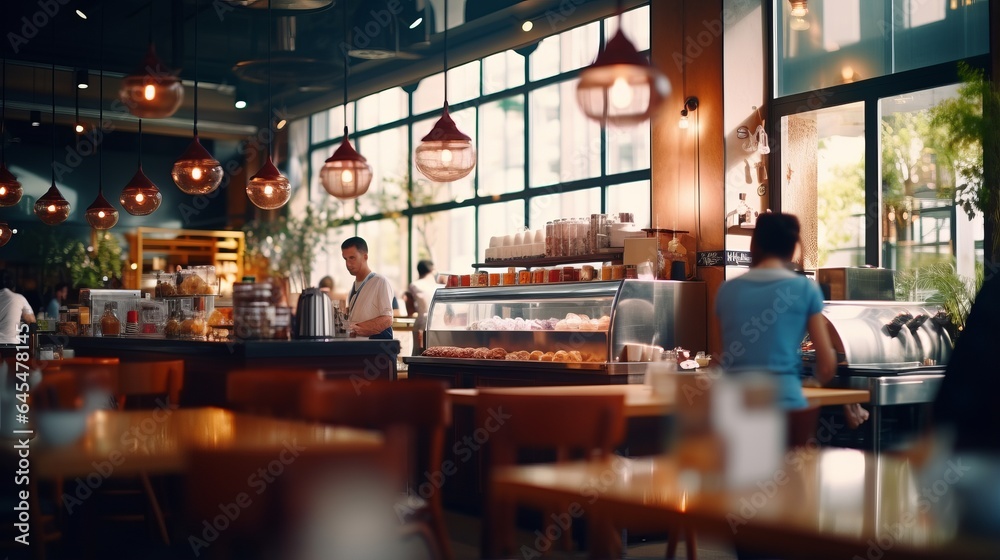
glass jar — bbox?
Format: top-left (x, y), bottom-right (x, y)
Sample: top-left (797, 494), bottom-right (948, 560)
top-left (164, 311), bottom-right (182, 339)
top-left (100, 302), bottom-right (121, 337)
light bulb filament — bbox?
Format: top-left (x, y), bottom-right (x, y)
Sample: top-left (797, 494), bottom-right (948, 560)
top-left (47, 204), bottom-right (56, 213)
top-left (135, 193), bottom-right (145, 203)
top-left (263, 185), bottom-right (274, 196)
top-left (98, 210), bottom-right (106, 218)
top-left (441, 149), bottom-right (453, 164)
top-left (191, 167), bottom-right (203, 180)
top-left (144, 84), bottom-right (156, 101)
top-left (342, 169), bottom-right (354, 184)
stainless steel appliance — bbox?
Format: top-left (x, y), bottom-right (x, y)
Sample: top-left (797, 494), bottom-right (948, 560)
top-left (294, 288), bottom-right (338, 338)
top-left (805, 301), bottom-right (952, 453)
top-left (405, 279), bottom-right (707, 383)
top-left (816, 267), bottom-right (895, 300)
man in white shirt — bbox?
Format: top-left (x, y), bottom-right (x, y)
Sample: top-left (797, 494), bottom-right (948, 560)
top-left (0, 271), bottom-right (34, 344)
top-left (408, 259), bottom-right (442, 355)
top-left (341, 237), bottom-right (394, 339)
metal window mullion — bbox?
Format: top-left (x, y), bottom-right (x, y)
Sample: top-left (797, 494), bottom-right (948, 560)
top-left (866, 97), bottom-right (880, 267)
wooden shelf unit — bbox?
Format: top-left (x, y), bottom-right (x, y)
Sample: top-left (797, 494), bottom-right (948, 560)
top-left (125, 227), bottom-right (245, 295)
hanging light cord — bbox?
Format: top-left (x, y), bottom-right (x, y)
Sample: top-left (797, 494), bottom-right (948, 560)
top-left (342, 1), bottom-right (348, 135)
top-left (98, 3), bottom-right (105, 196)
top-left (267, 0), bottom-right (272, 159)
top-left (138, 120), bottom-right (143, 167)
top-left (193, 0), bottom-right (199, 137)
top-left (443, 0), bottom-right (448, 105)
top-left (50, 22), bottom-right (56, 185)
top-left (1, 56), bottom-right (6, 164)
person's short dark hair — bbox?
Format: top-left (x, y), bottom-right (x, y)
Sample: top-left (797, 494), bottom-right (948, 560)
top-left (318, 276), bottom-right (334, 290)
top-left (341, 237), bottom-right (368, 254)
top-left (0, 270), bottom-right (13, 291)
top-left (417, 259), bottom-right (434, 277)
top-left (750, 213), bottom-right (800, 266)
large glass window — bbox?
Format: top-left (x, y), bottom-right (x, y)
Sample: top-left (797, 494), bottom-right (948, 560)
top-left (303, 6), bottom-right (652, 294)
top-left (775, 0), bottom-right (989, 96)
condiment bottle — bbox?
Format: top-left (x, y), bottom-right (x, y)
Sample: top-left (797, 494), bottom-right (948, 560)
top-left (100, 302), bottom-right (121, 337)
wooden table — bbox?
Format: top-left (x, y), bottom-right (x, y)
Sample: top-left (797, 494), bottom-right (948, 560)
top-left (34, 407), bottom-right (383, 479)
top-left (447, 385), bottom-right (870, 416)
top-left (491, 450), bottom-right (999, 560)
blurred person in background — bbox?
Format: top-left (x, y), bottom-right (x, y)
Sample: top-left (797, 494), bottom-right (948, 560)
top-left (318, 275), bottom-right (347, 312)
top-left (0, 270), bottom-right (34, 344)
top-left (408, 259), bottom-right (442, 356)
top-left (715, 213), bottom-right (867, 426)
top-left (44, 281), bottom-right (69, 320)
top-left (341, 237), bottom-right (394, 340)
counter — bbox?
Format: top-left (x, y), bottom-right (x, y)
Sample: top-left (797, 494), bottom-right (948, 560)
top-left (45, 335), bottom-right (400, 406)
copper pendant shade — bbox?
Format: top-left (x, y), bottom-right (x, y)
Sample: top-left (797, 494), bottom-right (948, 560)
top-left (0, 223), bottom-right (12, 247)
top-left (0, 164), bottom-right (22, 207)
top-left (172, 136), bottom-right (223, 195)
top-left (85, 190), bottom-right (119, 230)
top-left (34, 182), bottom-right (71, 225)
top-left (576, 28), bottom-right (670, 127)
top-left (414, 103), bottom-right (476, 182)
top-left (118, 43), bottom-right (184, 119)
top-left (321, 127), bottom-right (373, 200)
top-left (247, 157), bottom-right (291, 210)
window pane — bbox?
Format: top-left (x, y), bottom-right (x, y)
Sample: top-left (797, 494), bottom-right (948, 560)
top-left (780, 102), bottom-right (866, 269)
top-left (529, 35), bottom-right (560, 82)
top-left (529, 21), bottom-right (600, 81)
top-left (607, 181), bottom-right (651, 228)
top-left (529, 80), bottom-right (602, 187)
top-left (880, 84), bottom-right (983, 286)
top-left (288, 118), bottom-right (309, 200)
top-left (483, 50), bottom-right (525, 95)
top-left (528, 188), bottom-right (601, 229)
top-left (606, 118), bottom-right (650, 175)
top-left (477, 201), bottom-right (526, 260)
top-left (353, 127), bottom-right (410, 216)
top-left (358, 218), bottom-right (409, 298)
top-left (411, 110), bottom-right (476, 205)
top-left (412, 62), bottom-right (480, 116)
top-left (775, 0), bottom-right (989, 97)
top-left (312, 104), bottom-right (355, 143)
top-left (412, 207), bottom-right (476, 276)
top-left (478, 95), bottom-right (525, 197)
top-left (356, 87), bottom-right (408, 131)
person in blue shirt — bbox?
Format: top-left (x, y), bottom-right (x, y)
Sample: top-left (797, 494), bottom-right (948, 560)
top-left (715, 213), bottom-right (838, 410)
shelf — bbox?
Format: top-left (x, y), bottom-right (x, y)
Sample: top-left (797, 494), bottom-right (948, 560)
top-left (726, 224), bottom-right (756, 236)
top-left (473, 251), bottom-right (624, 269)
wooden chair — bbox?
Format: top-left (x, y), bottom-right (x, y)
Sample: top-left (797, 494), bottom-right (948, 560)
top-left (476, 390), bottom-right (626, 559)
top-left (299, 379), bottom-right (453, 560)
top-left (226, 368), bottom-right (324, 418)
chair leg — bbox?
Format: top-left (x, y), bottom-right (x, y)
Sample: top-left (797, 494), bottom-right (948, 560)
top-left (427, 500), bottom-right (454, 560)
top-left (685, 529), bottom-right (697, 560)
top-left (139, 472), bottom-right (171, 546)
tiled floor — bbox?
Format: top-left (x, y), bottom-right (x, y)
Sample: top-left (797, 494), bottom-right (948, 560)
top-left (444, 509), bottom-right (738, 560)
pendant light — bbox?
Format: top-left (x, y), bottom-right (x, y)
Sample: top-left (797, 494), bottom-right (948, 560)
top-left (118, 4), bottom-right (183, 119)
top-left (246, 1), bottom-right (290, 210)
top-left (85, 9), bottom-right (118, 230)
top-left (414, 0), bottom-right (476, 183)
top-left (121, 119), bottom-right (162, 215)
top-left (576, 0), bottom-right (670, 127)
top-left (172, 0), bottom-right (223, 195)
top-left (0, 56), bottom-right (23, 208)
top-left (34, 25), bottom-right (71, 225)
top-left (0, 223), bottom-right (11, 248)
top-left (319, 2), bottom-right (372, 200)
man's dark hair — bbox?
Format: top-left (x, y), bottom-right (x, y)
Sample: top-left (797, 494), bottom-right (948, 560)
top-left (417, 259), bottom-right (434, 277)
top-left (750, 213), bottom-right (801, 266)
top-left (0, 270), bottom-right (14, 291)
top-left (341, 237), bottom-right (369, 254)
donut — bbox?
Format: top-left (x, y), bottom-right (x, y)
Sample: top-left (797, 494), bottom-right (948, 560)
top-left (529, 350), bottom-right (543, 361)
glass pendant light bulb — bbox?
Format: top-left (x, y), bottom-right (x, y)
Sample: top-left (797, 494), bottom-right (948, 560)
top-left (0, 164), bottom-right (23, 207)
top-left (321, 127), bottom-right (373, 200)
top-left (118, 43), bottom-right (183, 118)
top-left (34, 182), bottom-right (71, 225)
top-left (85, 190), bottom-right (119, 230)
top-left (121, 166), bottom-right (162, 216)
top-left (577, 29), bottom-right (670, 127)
top-left (415, 104), bottom-right (476, 182)
top-left (247, 157), bottom-right (291, 210)
top-left (172, 136), bottom-right (223, 195)
top-left (0, 222), bottom-right (12, 247)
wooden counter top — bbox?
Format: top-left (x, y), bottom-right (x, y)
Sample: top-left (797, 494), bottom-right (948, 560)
top-left (447, 384), bottom-right (869, 417)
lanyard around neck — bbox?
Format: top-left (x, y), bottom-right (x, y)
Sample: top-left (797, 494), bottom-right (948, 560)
top-left (348, 272), bottom-right (375, 318)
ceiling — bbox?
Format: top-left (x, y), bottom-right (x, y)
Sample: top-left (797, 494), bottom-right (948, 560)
top-left (1, 0), bottom-right (638, 141)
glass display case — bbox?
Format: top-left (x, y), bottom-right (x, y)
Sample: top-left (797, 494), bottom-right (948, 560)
top-left (406, 279), bottom-right (706, 377)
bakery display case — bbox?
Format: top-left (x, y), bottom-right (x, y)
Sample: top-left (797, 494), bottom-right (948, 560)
top-left (405, 279), bottom-right (706, 385)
